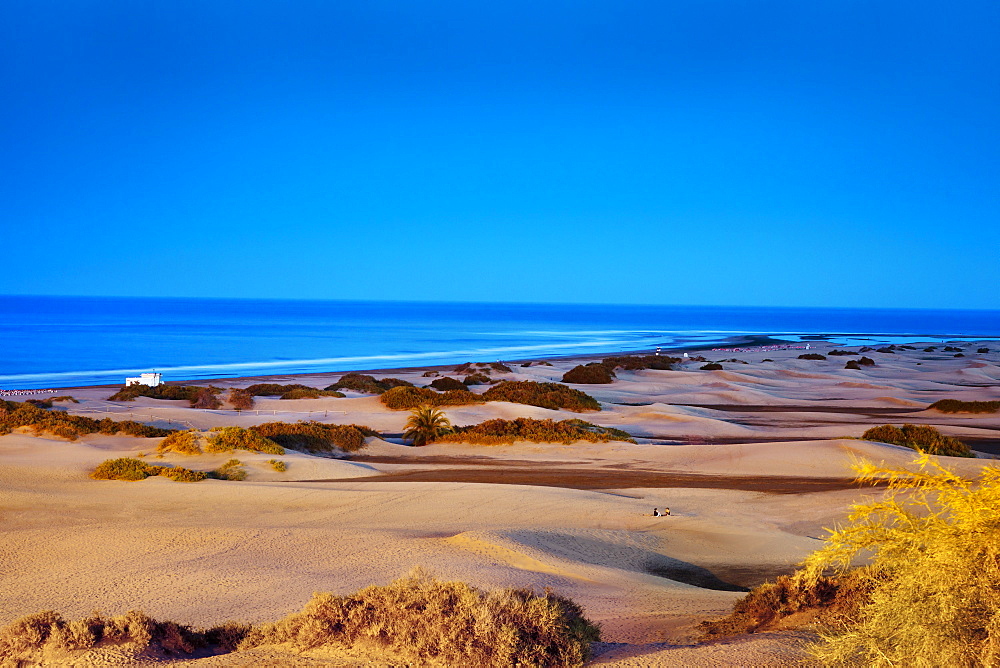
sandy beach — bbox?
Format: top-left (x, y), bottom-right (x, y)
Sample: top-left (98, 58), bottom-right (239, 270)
top-left (2, 340), bottom-right (999, 665)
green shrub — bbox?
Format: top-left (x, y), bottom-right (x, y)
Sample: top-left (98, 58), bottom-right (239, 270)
top-left (380, 386), bottom-right (485, 410)
top-left (929, 399), bottom-right (1000, 414)
top-left (279, 388), bottom-right (344, 400)
top-left (562, 363), bottom-right (615, 384)
top-left (481, 381), bottom-right (600, 412)
top-left (157, 429), bottom-right (203, 455)
top-left (437, 418), bottom-right (634, 445)
top-left (700, 363), bottom-right (723, 371)
top-left (162, 466), bottom-right (209, 482)
top-left (210, 459), bottom-right (246, 481)
top-left (250, 421), bottom-right (377, 453)
top-left (206, 427), bottom-right (284, 455)
top-left (798, 353), bottom-right (827, 360)
top-left (91, 457), bottom-right (162, 481)
top-left (429, 377), bottom-right (467, 392)
top-left (404, 405), bottom-right (453, 446)
top-left (325, 373), bottom-right (413, 395)
top-left (267, 459), bottom-right (287, 472)
top-left (862, 424), bottom-right (972, 457)
top-left (243, 383), bottom-right (313, 397)
top-left (601, 355), bottom-right (680, 371)
top-left (239, 570), bottom-right (600, 666)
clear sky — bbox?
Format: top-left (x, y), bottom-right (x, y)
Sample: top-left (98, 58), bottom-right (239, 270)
top-left (2, 1), bottom-right (998, 309)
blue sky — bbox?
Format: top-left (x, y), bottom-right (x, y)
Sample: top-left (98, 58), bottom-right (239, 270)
top-left (2, 1), bottom-right (998, 309)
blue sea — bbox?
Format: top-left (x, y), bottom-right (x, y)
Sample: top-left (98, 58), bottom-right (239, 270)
top-left (1, 296), bottom-right (999, 389)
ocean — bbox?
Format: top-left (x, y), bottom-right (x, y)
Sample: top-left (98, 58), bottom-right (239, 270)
top-left (1, 296), bottom-right (999, 389)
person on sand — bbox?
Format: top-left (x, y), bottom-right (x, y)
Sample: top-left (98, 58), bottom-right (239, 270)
top-left (653, 508), bottom-right (660, 517)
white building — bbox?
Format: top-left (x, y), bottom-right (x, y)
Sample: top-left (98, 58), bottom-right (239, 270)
top-left (125, 372), bottom-right (162, 387)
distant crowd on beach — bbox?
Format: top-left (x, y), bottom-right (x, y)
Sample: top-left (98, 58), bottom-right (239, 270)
top-left (0, 389), bottom-right (57, 397)
top-left (711, 344), bottom-right (810, 353)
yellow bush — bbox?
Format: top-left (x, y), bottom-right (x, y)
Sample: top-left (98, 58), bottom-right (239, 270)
top-left (801, 454), bottom-right (1000, 665)
top-left (157, 429), bottom-right (203, 455)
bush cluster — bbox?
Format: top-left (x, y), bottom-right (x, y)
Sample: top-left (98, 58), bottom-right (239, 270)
top-left (0, 609), bottom-right (250, 663)
top-left (267, 459), bottom-right (287, 472)
top-left (240, 570), bottom-right (600, 666)
top-left (845, 360), bottom-right (862, 370)
top-left (157, 430), bottom-right (203, 455)
top-left (454, 361), bottom-right (513, 374)
top-left (108, 384), bottom-right (224, 408)
top-left (207, 427), bottom-right (285, 455)
top-left (91, 457), bottom-right (207, 482)
top-left (462, 373), bottom-right (493, 386)
top-left (481, 381), bottom-right (600, 412)
top-left (561, 363), bottom-right (615, 384)
top-left (700, 363), bottom-right (723, 371)
top-left (210, 458), bottom-right (247, 481)
top-left (0, 400), bottom-right (175, 441)
top-left (250, 421), bottom-right (377, 453)
top-left (862, 424), bottom-right (972, 457)
top-left (943, 346), bottom-right (963, 352)
top-left (279, 388), bottom-right (345, 400)
top-left (325, 373), bottom-right (413, 395)
top-left (928, 399), bottom-right (1000, 414)
top-left (436, 418), bottom-right (634, 445)
top-left (827, 350), bottom-right (857, 356)
top-left (429, 377), bottom-right (467, 392)
top-left (380, 386), bottom-right (485, 410)
top-left (227, 388), bottom-right (255, 411)
top-left (602, 355), bottom-right (681, 371)
top-left (978, 347), bottom-right (990, 353)
top-left (798, 353), bottom-right (827, 361)
top-left (521, 361), bottom-right (553, 367)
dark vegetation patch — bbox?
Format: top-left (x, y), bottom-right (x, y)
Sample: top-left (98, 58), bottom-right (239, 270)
top-left (279, 388), bottom-right (345, 400)
top-left (429, 377), bottom-right (467, 392)
top-left (481, 381), bottom-right (600, 412)
top-left (798, 353), bottom-right (827, 360)
top-left (108, 384), bottom-right (224, 407)
top-left (325, 374), bottom-right (413, 395)
top-left (462, 373), bottom-right (493, 386)
top-left (435, 417), bottom-right (634, 445)
top-left (978, 347), bottom-right (990, 353)
top-left (718, 358), bottom-right (749, 364)
top-left (954, 353), bottom-right (965, 358)
top-left (227, 388), bottom-right (254, 410)
top-left (845, 360), bottom-right (861, 370)
top-left (454, 361), bottom-right (513, 375)
top-left (859, 347), bottom-right (874, 352)
top-left (562, 363), bottom-right (615, 384)
top-left (380, 386), bottom-right (486, 410)
top-left (928, 399), bottom-right (1000, 414)
top-left (250, 421), bottom-right (377, 453)
top-left (943, 346), bottom-right (962, 352)
top-left (858, 356), bottom-right (876, 366)
top-left (0, 400), bottom-right (174, 441)
top-left (924, 347), bottom-right (937, 352)
top-left (700, 363), bottom-right (723, 371)
top-left (862, 424), bottom-right (972, 457)
top-left (699, 571), bottom-right (871, 639)
top-left (602, 355), bottom-right (681, 371)
top-left (521, 361), bottom-right (553, 367)
top-left (828, 350), bottom-right (857, 356)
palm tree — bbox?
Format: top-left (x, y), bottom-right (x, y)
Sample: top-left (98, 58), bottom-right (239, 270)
top-left (404, 404), bottom-right (452, 446)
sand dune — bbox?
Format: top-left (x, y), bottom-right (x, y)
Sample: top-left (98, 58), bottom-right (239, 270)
top-left (2, 340), bottom-right (999, 665)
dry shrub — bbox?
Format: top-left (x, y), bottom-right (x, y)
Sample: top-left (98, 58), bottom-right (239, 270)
top-left (0, 400), bottom-right (174, 440)
top-left (436, 418), bottom-right (634, 445)
top-left (206, 426), bottom-right (284, 455)
top-left (250, 421), bottom-right (377, 453)
top-left (862, 424), bottom-right (972, 457)
top-left (108, 384), bottom-right (224, 407)
top-left (699, 571), bottom-right (871, 638)
top-left (49, 395), bottom-right (79, 403)
top-left (227, 388), bottom-right (255, 410)
top-left (239, 570), bottom-right (600, 666)
top-left (0, 609), bottom-right (250, 662)
top-left (211, 459), bottom-right (246, 481)
top-left (279, 388), bottom-right (344, 400)
top-left (380, 386), bottom-right (485, 410)
top-left (157, 429), bottom-right (203, 455)
top-left (162, 466), bottom-right (208, 482)
top-left (481, 381), bottom-right (600, 412)
top-left (267, 459), bottom-right (287, 472)
top-left (561, 364), bottom-right (615, 384)
top-left (929, 399), bottom-right (1000, 414)
top-left (191, 388), bottom-right (222, 410)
